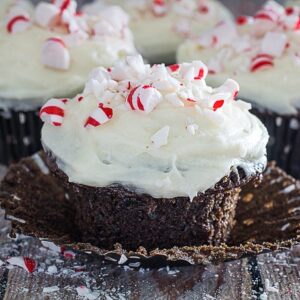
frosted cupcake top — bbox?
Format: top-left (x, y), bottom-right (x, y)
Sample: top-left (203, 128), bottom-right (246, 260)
top-left (41, 55), bottom-right (268, 199)
top-left (0, 0), bottom-right (136, 105)
top-left (83, 0), bottom-right (232, 62)
top-left (177, 0), bottom-right (300, 115)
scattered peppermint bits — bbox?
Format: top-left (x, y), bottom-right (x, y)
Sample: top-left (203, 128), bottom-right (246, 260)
top-left (5, 1), bottom-right (133, 71)
top-left (40, 55), bottom-right (249, 135)
top-left (251, 54), bottom-right (274, 73)
top-left (151, 126), bottom-right (170, 148)
top-left (39, 98), bottom-right (67, 126)
top-left (6, 15), bottom-right (31, 33)
top-left (85, 103), bottom-right (114, 128)
top-left (41, 37), bottom-right (70, 70)
top-left (7, 256), bottom-right (37, 273)
top-left (188, 1), bottom-right (300, 75)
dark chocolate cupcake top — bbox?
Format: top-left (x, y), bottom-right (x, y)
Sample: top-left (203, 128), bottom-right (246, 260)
top-left (0, 0), bottom-right (136, 104)
top-left (178, 0), bottom-right (300, 115)
top-left (41, 55), bottom-right (268, 199)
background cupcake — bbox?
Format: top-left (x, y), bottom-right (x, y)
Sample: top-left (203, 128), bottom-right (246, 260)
top-left (177, 0), bottom-right (300, 179)
top-left (0, 0), bottom-right (136, 164)
top-left (83, 0), bottom-right (232, 64)
top-left (40, 55), bottom-right (268, 250)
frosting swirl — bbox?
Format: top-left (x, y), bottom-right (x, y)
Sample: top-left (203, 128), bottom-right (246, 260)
top-left (177, 0), bottom-right (300, 115)
top-left (0, 0), bottom-right (136, 104)
top-left (41, 55), bottom-right (269, 199)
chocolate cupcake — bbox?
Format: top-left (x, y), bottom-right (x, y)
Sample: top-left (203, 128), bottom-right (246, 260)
top-left (83, 0), bottom-right (232, 64)
top-left (40, 55), bottom-right (268, 250)
top-left (177, 0), bottom-right (300, 178)
top-left (0, 0), bottom-right (136, 164)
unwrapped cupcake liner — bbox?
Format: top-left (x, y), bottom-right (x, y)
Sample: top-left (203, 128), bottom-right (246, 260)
top-left (252, 107), bottom-right (300, 179)
top-left (0, 107), bottom-right (42, 165)
top-left (0, 152), bottom-right (299, 268)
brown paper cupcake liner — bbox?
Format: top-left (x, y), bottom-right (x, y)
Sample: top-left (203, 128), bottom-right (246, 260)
top-left (44, 149), bottom-right (264, 251)
top-left (0, 152), bottom-right (299, 268)
top-left (0, 107), bottom-right (42, 165)
top-left (251, 107), bottom-right (300, 180)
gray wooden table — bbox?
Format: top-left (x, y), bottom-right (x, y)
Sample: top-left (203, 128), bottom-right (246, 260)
top-left (0, 166), bottom-right (300, 300)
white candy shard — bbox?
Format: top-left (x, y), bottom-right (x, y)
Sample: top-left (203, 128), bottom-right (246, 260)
top-left (261, 32), bottom-right (287, 57)
top-left (43, 286), bottom-right (60, 293)
top-left (214, 79), bottom-right (240, 99)
top-left (41, 38), bottom-right (70, 70)
top-left (187, 124), bottom-right (199, 135)
top-left (151, 126), bottom-right (170, 148)
top-left (35, 2), bottom-right (59, 28)
top-left (41, 240), bottom-right (61, 253)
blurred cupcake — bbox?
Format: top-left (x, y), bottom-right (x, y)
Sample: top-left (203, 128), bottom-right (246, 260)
top-left (40, 55), bottom-right (268, 250)
top-left (178, 0), bottom-right (300, 178)
top-left (0, 0), bottom-right (136, 164)
top-left (83, 0), bottom-right (232, 64)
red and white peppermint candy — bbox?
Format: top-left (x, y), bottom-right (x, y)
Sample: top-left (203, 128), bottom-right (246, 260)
top-left (84, 103), bottom-right (113, 128)
top-left (261, 32), bottom-right (287, 57)
top-left (250, 53), bottom-right (274, 72)
top-left (41, 37), bottom-right (70, 70)
top-left (180, 61), bottom-right (208, 82)
top-left (35, 2), bottom-right (60, 28)
top-left (168, 64), bottom-right (180, 73)
top-left (7, 257), bottom-right (37, 273)
top-left (6, 15), bottom-right (30, 33)
top-left (63, 250), bottom-right (76, 259)
top-left (39, 98), bottom-right (67, 126)
top-left (152, 0), bottom-right (167, 16)
top-left (214, 79), bottom-right (240, 100)
top-left (126, 85), bottom-right (162, 114)
top-left (52, 0), bottom-right (76, 14)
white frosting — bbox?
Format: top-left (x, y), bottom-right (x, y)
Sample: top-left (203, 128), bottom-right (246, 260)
top-left (83, 0), bottom-right (232, 62)
top-left (41, 55), bottom-right (268, 199)
top-left (0, 1), bottom-right (136, 105)
top-left (177, 1), bottom-right (300, 115)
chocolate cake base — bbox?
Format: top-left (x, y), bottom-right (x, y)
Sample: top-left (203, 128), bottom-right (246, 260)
top-left (251, 107), bottom-right (300, 179)
top-left (0, 152), bottom-right (299, 267)
top-left (45, 151), bottom-right (263, 251)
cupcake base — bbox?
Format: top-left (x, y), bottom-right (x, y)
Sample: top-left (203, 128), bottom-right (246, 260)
top-left (45, 151), bottom-right (263, 251)
top-left (0, 152), bottom-right (299, 267)
top-left (252, 107), bottom-right (300, 179)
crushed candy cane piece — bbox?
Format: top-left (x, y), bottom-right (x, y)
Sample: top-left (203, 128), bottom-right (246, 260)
top-left (40, 98), bottom-right (66, 126)
top-left (63, 250), bottom-right (76, 259)
top-left (214, 79), bottom-right (240, 99)
top-left (41, 37), bottom-right (70, 70)
top-left (85, 103), bottom-right (113, 128)
top-left (250, 53), bottom-right (274, 72)
top-left (7, 257), bottom-right (36, 273)
top-left (213, 100), bottom-right (225, 111)
top-left (35, 2), bottom-right (59, 28)
top-left (43, 286), bottom-right (60, 293)
top-left (261, 32), bottom-right (287, 57)
top-left (152, 0), bottom-right (167, 16)
top-left (6, 15), bottom-right (30, 33)
top-left (151, 126), bottom-right (170, 148)
top-left (41, 240), bottom-right (61, 253)
top-left (187, 123), bottom-right (199, 135)
top-left (126, 85), bottom-right (162, 114)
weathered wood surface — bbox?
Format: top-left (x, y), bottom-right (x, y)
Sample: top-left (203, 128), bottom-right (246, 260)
top-left (0, 188), bottom-right (300, 300)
